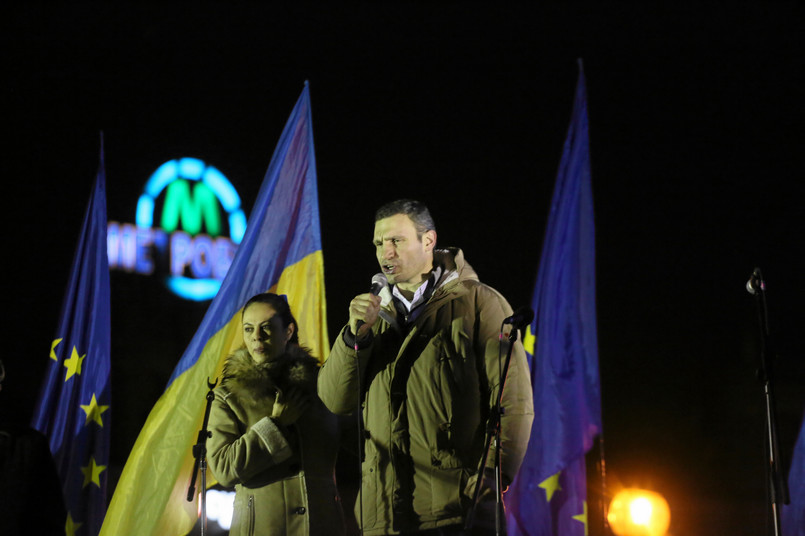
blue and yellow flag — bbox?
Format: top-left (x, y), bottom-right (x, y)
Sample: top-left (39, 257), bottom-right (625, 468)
top-left (782, 411), bottom-right (805, 535)
top-left (506, 61), bottom-right (602, 536)
top-left (32, 134), bottom-right (112, 536)
top-left (100, 83), bottom-right (328, 536)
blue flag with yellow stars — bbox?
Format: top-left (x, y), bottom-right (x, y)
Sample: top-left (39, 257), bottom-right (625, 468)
top-left (506, 60), bottom-right (602, 536)
top-left (31, 134), bottom-right (112, 536)
top-left (100, 82), bottom-right (328, 536)
top-left (782, 411), bottom-right (805, 535)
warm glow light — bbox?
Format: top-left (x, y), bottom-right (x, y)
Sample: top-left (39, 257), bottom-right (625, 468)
top-left (608, 488), bottom-right (670, 536)
top-left (630, 497), bottom-right (652, 525)
top-left (205, 489), bottom-right (234, 530)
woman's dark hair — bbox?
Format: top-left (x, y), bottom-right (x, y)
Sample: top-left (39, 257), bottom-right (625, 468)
top-left (242, 293), bottom-right (300, 344)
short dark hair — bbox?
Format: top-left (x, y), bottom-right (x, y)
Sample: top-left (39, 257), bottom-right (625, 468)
top-left (374, 199), bottom-right (436, 237)
top-left (242, 293), bottom-right (300, 344)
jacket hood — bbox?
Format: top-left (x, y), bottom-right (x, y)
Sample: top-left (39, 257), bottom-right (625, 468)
top-left (221, 344), bottom-right (319, 399)
top-left (433, 247), bottom-right (478, 287)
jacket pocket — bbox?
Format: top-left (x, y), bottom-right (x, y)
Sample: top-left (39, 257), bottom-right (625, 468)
top-left (428, 448), bottom-right (468, 517)
top-left (359, 450), bottom-right (380, 529)
top-left (438, 329), bottom-right (481, 454)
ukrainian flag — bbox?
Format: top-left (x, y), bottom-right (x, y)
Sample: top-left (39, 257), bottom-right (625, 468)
top-left (32, 134), bottom-right (111, 536)
top-left (100, 83), bottom-right (328, 535)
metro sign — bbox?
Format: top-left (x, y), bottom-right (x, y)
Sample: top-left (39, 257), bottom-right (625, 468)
top-left (108, 158), bottom-right (247, 301)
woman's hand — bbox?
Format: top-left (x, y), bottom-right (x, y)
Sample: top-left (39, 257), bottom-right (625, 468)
top-left (271, 387), bottom-right (311, 427)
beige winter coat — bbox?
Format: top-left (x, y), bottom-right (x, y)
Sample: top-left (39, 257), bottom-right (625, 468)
top-left (318, 248), bottom-right (534, 535)
top-left (208, 345), bottom-right (345, 536)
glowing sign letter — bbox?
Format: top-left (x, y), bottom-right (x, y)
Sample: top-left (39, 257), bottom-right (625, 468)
top-left (170, 231), bottom-right (193, 276)
top-left (107, 222), bottom-right (138, 271)
top-left (135, 228), bottom-right (155, 275)
top-left (190, 235), bottom-right (213, 279)
top-left (161, 180), bottom-right (221, 236)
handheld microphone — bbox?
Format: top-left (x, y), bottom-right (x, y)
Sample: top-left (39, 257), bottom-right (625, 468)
top-left (369, 272), bottom-right (388, 296)
top-left (356, 273), bottom-right (388, 332)
top-left (503, 306), bottom-right (534, 329)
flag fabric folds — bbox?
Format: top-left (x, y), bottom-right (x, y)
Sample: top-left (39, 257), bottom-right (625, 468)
top-left (782, 412), bottom-right (805, 536)
top-left (100, 83), bottom-right (328, 536)
top-left (32, 135), bottom-right (112, 536)
top-left (506, 60), bottom-right (602, 536)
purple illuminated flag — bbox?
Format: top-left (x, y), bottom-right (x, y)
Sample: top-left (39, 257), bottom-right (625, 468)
top-left (782, 412), bottom-right (805, 535)
top-left (32, 134), bottom-right (112, 536)
top-left (506, 60), bottom-right (602, 536)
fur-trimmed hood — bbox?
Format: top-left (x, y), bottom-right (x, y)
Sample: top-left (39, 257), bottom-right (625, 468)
top-left (220, 344), bottom-right (320, 400)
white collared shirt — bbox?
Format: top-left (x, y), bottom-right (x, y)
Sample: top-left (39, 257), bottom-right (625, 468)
top-left (392, 277), bottom-right (432, 314)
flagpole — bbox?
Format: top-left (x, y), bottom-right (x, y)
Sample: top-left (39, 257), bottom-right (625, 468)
top-left (596, 434), bottom-right (609, 536)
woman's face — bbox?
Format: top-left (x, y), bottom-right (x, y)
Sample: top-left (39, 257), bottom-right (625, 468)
top-left (242, 303), bottom-right (294, 363)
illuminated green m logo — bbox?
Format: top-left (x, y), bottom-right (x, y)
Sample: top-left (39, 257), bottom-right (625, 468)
top-left (160, 180), bottom-right (221, 236)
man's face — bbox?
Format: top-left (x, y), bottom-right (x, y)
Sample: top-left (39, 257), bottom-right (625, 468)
top-left (373, 214), bottom-right (436, 290)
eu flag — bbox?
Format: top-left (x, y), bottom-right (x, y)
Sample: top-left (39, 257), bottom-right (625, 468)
top-left (782, 412), bottom-right (805, 535)
top-left (506, 60), bottom-right (602, 536)
top-left (32, 134), bottom-right (112, 536)
top-left (100, 82), bottom-right (328, 536)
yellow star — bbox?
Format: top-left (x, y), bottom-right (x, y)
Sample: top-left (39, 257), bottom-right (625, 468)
top-left (572, 501), bottom-right (589, 536)
top-left (81, 456), bottom-right (107, 488)
top-left (80, 394), bottom-right (109, 427)
top-left (50, 338), bottom-right (63, 361)
top-left (539, 471), bottom-right (562, 502)
top-left (523, 324), bottom-right (536, 355)
top-left (65, 511), bottom-right (82, 536)
top-left (63, 346), bottom-right (85, 381)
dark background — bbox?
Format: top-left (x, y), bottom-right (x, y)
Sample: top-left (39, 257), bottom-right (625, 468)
top-left (3, 4), bottom-right (805, 535)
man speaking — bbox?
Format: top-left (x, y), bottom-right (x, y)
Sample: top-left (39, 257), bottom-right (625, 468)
top-left (319, 199), bottom-right (534, 536)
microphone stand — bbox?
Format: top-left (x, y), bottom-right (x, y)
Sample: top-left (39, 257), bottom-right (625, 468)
top-left (746, 268), bottom-right (789, 536)
top-left (187, 377), bottom-right (218, 536)
top-left (465, 321), bottom-right (522, 535)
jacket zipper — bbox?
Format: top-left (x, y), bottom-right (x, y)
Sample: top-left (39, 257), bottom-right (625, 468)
top-left (248, 495), bottom-right (255, 536)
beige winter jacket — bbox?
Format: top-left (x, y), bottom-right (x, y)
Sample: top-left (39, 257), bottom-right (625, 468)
top-left (208, 345), bottom-right (345, 536)
top-left (318, 248), bottom-right (534, 535)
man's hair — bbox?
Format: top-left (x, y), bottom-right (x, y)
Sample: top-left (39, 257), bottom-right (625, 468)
top-left (374, 199), bottom-right (436, 237)
top-left (242, 292), bottom-right (300, 344)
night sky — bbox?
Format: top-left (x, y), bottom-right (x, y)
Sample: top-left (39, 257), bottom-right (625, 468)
top-left (4, 4), bottom-right (805, 535)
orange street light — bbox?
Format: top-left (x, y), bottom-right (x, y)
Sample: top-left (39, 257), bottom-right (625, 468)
top-left (607, 488), bottom-right (671, 536)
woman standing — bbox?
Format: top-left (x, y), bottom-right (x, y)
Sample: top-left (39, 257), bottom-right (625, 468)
top-left (208, 293), bottom-right (345, 536)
